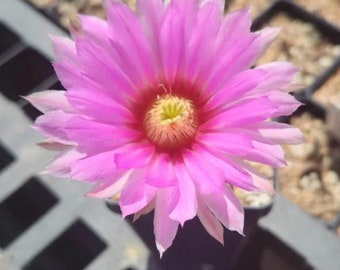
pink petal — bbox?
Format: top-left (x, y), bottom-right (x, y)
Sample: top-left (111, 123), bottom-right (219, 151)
top-left (197, 131), bottom-right (254, 156)
top-left (25, 90), bottom-right (73, 113)
top-left (205, 8), bottom-right (256, 91)
top-left (200, 0), bottom-right (225, 11)
top-left (34, 110), bottom-right (74, 140)
top-left (247, 121), bottom-right (305, 144)
top-left (78, 15), bottom-right (110, 49)
top-left (267, 91), bottom-right (302, 117)
top-left (86, 170), bottom-right (130, 198)
top-left (205, 187), bottom-right (244, 234)
top-left (38, 139), bottom-right (76, 151)
top-left (43, 148), bottom-right (85, 178)
top-left (66, 87), bottom-right (135, 125)
top-left (50, 36), bottom-right (77, 64)
top-left (182, 148), bottom-right (225, 194)
top-left (154, 188), bottom-right (179, 257)
top-left (136, 0), bottom-right (165, 70)
top-left (202, 97), bottom-right (277, 130)
top-left (232, 159), bottom-right (275, 193)
top-left (184, 0), bottom-right (222, 81)
top-left (197, 194), bottom-right (224, 244)
top-left (114, 143), bottom-right (155, 169)
top-left (134, 199), bottom-right (155, 221)
top-left (250, 62), bottom-right (298, 95)
top-left (71, 151), bottom-right (122, 182)
top-left (247, 141), bottom-right (286, 167)
top-left (169, 163), bottom-right (197, 226)
top-left (205, 68), bottom-right (267, 110)
top-left (75, 37), bottom-right (137, 104)
top-left (250, 27), bottom-right (281, 63)
top-left (53, 61), bottom-right (86, 91)
top-left (105, 0), bottom-right (157, 85)
top-left (63, 116), bottom-right (141, 154)
top-left (144, 153), bottom-right (177, 187)
top-left (159, 5), bottom-right (185, 83)
top-left (119, 171), bottom-right (156, 217)
top-left (193, 144), bottom-right (270, 192)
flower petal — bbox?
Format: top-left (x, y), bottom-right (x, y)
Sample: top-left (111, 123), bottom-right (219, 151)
top-left (114, 143), bottom-right (155, 169)
top-left (34, 110), bottom-right (74, 141)
top-left (202, 97), bottom-right (277, 130)
top-left (63, 116), bottom-right (141, 154)
top-left (144, 153), bottom-right (177, 187)
top-left (183, 148), bottom-right (225, 194)
top-left (25, 90), bottom-right (72, 113)
top-left (197, 194), bottom-right (224, 244)
top-left (247, 121), bottom-right (305, 145)
top-left (119, 171), bottom-right (156, 217)
top-left (205, 187), bottom-right (244, 234)
top-left (86, 170), bottom-right (130, 198)
top-left (71, 151), bottom-right (117, 181)
top-left (169, 162), bottom-right (197, 226)
top-left (154, 188), bottom-right (179, 257)
top-left (43, 148), bottom-right (85, 178)
top-left (105, 0), bottom-right (157, 85)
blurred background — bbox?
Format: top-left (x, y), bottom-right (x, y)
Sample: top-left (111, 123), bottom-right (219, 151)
top-left (0, 0), bottom-right (340, 269)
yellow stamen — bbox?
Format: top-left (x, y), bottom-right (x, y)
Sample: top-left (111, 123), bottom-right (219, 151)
top-left (144, 95), bottom-right (198, 151)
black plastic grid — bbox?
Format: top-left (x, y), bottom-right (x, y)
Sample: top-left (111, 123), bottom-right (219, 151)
top-left (0, 142), bottom-right (15, 172)
top-left (23, 219), bottom-right (107, 270)
top-left (0, 176), bottom-right (59, 248)
top-left (235, 228), bottom-right (313, 270)
top-left (0, 47), bottom-right (54, 101)
top-left (0, 22), bottom-right (20, 55)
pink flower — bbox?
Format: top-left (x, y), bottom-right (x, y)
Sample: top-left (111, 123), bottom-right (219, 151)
top-left (27, 0), bottom-right (303, 255)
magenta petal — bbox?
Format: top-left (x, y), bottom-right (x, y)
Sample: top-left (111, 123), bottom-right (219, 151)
top-left (105, 0), bottom-right (157, 85)
top-left (144, 154), bottom-right (177, 187)
top-left (198, 131), bottom-right (254, 156)
top-left (267, 91), bottom-right (302, 116)
top-left (159, 5), bottom-right (185, 83)
top-left (75, 37), bottom-right (137, 104)
top-left (247, 121), bottom-right (304, 144)
top-left (201, 0), bottom-right (225, 11)
top-left (119, 171), bottom-right (156, 217)
top-left (86, 170), bottom-right (130, 198)
top-left (38, 139), bottom-right (75, 151)
top-left (63, 116), bottom-right (141, 153)
top-left (183, 148), bottom-right (225, 194)
top-left (205, 187), bottom-right (244, 234)
top-left (247, 141), bottom-right (286, 167)
top-left (197, 194), bottom-right (224, 244)
top-left (136, 0), bottom-right (165, 69)
top-left (134, 199), bottom-right (155, 221)
top-left (154, 188), bottom-right (179, 256)
top-left (50, 36), bottom-right (77, 64)
top-left (78, 15), bottom-right (110, 49)
top-left (114, 143), bottom-right (155, 169)
top-left (25, 90), bottom-right (72, 113)
top-left (202, 97), bottom-right (277, 129)
top-left (34, 110), bottom-right (73, 141)
top-left (185, 1), bottom-right (222, 81)
top-left (205, 68), bottom-right (266, 110)
top-left (192, 144), bottom-right (271, 192)
top-left (227, 157), bottom-right (274, 193)
top-left (250, 62), bottom-right (298, 95)
top-left (66, 87), bottom-right (135, 125)
top-left (44, 148), bottom-right (85, 178)
top-left (71, 151), bottom-right (117, 181)
top-left (169, 163), bottom-right (197, 226)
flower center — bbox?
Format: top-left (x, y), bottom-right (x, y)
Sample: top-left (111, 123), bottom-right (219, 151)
top-left (144, 94), bottom-right (198, 151)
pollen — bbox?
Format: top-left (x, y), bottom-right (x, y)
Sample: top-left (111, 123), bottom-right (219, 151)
top-left (144, 95), bottom-right (198, 151)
